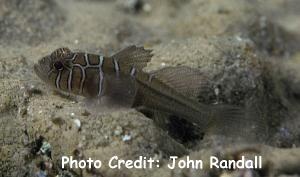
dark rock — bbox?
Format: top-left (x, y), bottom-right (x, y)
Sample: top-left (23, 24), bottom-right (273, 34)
top-left (247, 16), bottom-right (299, 57)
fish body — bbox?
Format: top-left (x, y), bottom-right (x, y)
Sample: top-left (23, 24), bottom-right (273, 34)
top-left (35, 46), bottom-right (244, 132)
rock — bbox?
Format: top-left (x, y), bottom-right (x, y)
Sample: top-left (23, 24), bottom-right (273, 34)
top-left (147, 37), bottom-right (289, 142)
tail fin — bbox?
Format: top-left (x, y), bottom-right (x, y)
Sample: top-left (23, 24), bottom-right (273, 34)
top-left (210, 104), bottom-right (245, 131)
top-left (111, 45), bottom-right (153, 75)
top-left (209, 104), bottom-right (268, 142)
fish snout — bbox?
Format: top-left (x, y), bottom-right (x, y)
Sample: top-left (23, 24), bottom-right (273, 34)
top-left (34, 59), bottom-right (51, 82)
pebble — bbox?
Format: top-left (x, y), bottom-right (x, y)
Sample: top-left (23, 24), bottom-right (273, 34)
top-left (70, 112), bottom-right (75, 117)
top-left (214, 87), bottom-right (220, 96)
top-left (143, 3), bottom-right (152, 13)
top-left (114, 126), bottom-right (123, 136)
top-left (73, 119), bottom-right (81, 129)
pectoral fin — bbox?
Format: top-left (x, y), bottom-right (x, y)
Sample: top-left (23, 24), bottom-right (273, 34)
top-left (103, 74), bottom-right (137, 107)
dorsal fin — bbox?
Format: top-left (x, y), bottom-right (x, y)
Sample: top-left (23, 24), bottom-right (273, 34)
top-left (150, 66), bottom-right (210, 99)
top-left (111, 45), bottom-right (153, 75)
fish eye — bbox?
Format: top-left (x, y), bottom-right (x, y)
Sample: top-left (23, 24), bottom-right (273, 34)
top-left (53, 61), bottom-right (64, 70)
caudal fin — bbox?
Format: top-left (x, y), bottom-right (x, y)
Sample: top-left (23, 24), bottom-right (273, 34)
top-left (209, 104), bottom-right (268, 141)
top-left (111, 45), bottom-right (153, 75)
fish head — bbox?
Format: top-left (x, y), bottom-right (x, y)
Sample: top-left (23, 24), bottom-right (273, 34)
top-left (34, 47), bottom-right (74, 87)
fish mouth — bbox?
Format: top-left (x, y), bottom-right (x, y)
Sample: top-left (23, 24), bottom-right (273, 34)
top-left (34, 57), bottom-right (52, 82)
top-left (34, 63), bottom-right (46, 81)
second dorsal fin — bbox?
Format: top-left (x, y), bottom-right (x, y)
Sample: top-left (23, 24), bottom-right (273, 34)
top-left (150, 66), bottom-right (210, 99)
top-left (111, 45), bottom-right (153, 75)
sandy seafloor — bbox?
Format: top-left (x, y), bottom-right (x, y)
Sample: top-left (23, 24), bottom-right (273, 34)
top-left (0, 0), bottom-right (300, 176)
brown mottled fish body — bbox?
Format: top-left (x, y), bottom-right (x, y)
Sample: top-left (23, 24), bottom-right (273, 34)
top-left (56, 52), bottom-right (104, 97)
top-left (34, 46), bottom-right (244, 132)
top-left (35, 46), bottom-right (145, 98)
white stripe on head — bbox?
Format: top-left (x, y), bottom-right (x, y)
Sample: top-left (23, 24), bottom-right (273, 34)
top-left (98, 56), bottom-right (104, 96)
top-left (67, 69), bottom-right (73, 92)
top-left (113, 58), bottom-right (120, 72)
top-left (66, 53), bottom-right (77, 61)
top-left (148, 74), bottom-right (154, 82)
top-left (99, 56), bottom-right (104, 67)
top-left (84, 53), bottom-right (90, 66)
top-left (55, 70), bottom-right (62, 89)
top-left (130, 67), bottom-right (136, 76)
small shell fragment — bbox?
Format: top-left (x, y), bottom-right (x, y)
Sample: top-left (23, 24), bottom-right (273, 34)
top-left (40, 141), bottom-right (51, 154)
top-left (122, 134), bottom-right (132, 142)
